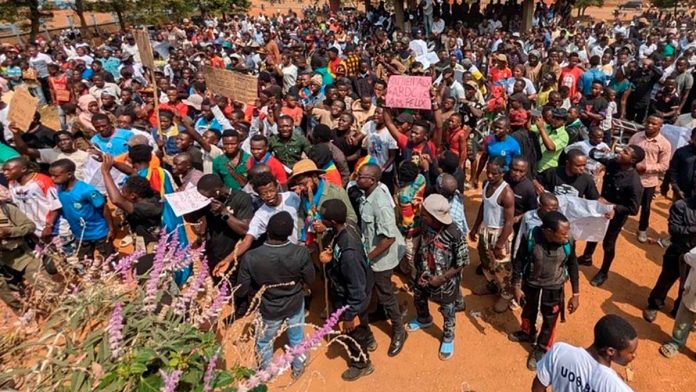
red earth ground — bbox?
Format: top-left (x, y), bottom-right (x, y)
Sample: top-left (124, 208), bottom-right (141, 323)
top-left (274, 189), bottom-right (695, 392)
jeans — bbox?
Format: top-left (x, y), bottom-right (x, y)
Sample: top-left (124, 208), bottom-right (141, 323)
top-left (256, 303), bottom-right (306, 372)
top-left (638, 186), bottom-right (656, 231)
top-left (413, 285), bottom-right (457, 342)
top-left (29, 85), bottom-right (47, 106)
top-left (670, 301), bottom-right (696, 348)
top-left (648, 246), bottom-right (688, 313)
top-left (371, 268), bottom-right (404, 333)
top-left (423, 13), bottom-right (434, 36)
top-left (582, 213), bottom-right (629, 274)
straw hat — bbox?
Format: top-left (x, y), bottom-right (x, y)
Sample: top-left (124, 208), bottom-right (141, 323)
top-left (288, 159), bottom-right (325, 184)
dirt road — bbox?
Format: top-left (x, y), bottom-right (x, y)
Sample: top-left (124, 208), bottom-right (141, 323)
top-left (275, 190), bottom-right (694, 392)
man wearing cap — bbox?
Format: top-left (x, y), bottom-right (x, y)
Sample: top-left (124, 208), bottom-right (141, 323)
top-left (405, 193), bottom-right (469, 360)
top-left (489, 54), bottom-right (511, 85)
top-left (236, 211), bottom-right (315, 379)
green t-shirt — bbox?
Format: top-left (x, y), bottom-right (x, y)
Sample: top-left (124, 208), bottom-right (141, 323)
top-left (212, 151), bottom-right (250, 191)
top-left (534, 124), bottom-right (569, 172)
top-left (0, 143), bottom-right (20, 165)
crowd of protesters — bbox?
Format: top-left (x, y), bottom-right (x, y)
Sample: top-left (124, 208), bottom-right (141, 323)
top-left (1, 0), bottom-right (696, 389)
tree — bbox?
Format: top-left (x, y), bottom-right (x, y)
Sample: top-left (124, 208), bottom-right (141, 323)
top-left (574, 0), bottom-right (604, 17)
top-left (194, 0), bottom-right (250, 18)
top-left (91, 1), bottom-right (136, 31)
top-left (0, 0), bottom-right (51, 42)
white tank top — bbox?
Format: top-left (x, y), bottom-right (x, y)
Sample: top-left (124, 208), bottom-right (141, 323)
top-left (482, 181), bottom-right (508, 229)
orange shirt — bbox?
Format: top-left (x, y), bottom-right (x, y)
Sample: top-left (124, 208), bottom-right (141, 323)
top-left (281, 106), bottom-right (303, 127)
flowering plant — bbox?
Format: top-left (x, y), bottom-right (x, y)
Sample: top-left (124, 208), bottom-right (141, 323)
top-left (0, 232), bottom-right (261, 391)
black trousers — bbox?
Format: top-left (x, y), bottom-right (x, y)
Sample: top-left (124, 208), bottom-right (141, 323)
top-left (38, 76), bottom-right (52, 105)
top-left (520, 284), bottom-right (563, 351)
top-left (638, 186), bottom-right (656, 231)
top-left (648, 245), bottom-right (688, 313)
top-left (625, 103), bottom-right (649, 124)
top-left (344, 311), bottom-right (374, 368)
top-left (582, 213), bottom-right (629, 274)
top-left (371, 268), bottom-right (404, 333)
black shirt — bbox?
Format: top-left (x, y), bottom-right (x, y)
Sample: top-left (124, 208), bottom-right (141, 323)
top-left (326, 223), bottom-right (374, 321)
top-left (667, 197), bottom-right (696, 252)
top-left (537, 166), bottom-right (600, 200)
top-left (126, 197), bottom-right (164, 244)
top-left (591, 152), bottom-right (644, 216)
top-left (668, 144), bottom-right (696, 199)
top-left (236, 241), bottom-right (316, 320)
top-left (203, 189), bottom-right (254, 266)
top-left (505, 174), bottom-right (538, 216)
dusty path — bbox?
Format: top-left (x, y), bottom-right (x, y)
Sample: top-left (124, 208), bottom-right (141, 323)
top-left (274, 190), bottom-right (695, 392)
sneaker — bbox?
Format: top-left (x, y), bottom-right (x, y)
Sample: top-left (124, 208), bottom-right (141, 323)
top-left (494, 296), bottom-right (511, 313)
top-left (642, 309), bottom-right (658, 323)
top-left (527, 348), bottom-right (546, 370)
top-left (590, 271), bottom-right (608, 287)
top-left (508, 330), bottom-right (535, 343)
top-left (637, 231), bottom-right (648, 243)
top-left (473, 281), bottom-right (499, 296)
top-left (341, 363), bottom-right (375, 381)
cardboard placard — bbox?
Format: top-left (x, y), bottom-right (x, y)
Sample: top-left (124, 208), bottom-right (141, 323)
top-left (201, 65), bottom-right (258, 104)
top-left (385, 75), bottom-right (432, 110)
top-left (8, 87), bottom-right (39, 132)
top-left (134, 29), bottom-right (155, 69)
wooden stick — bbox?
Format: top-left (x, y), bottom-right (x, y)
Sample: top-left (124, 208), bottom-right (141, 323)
top-left (308, 186), bottom-right (331, 326)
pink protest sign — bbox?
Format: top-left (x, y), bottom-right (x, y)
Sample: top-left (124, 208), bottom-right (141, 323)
top-left (385, 75), bottom-right (432, 110)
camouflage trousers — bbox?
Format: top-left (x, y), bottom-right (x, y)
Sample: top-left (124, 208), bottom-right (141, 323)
top-left (0, 248), bottom-right (43, 311)
top-left (477, 226), bottom-right (513, 300)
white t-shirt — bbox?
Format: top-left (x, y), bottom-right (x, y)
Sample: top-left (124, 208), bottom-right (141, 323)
top-left (247, 192), bottom-right (300, 243)
top-left (363, 121), bottom-right (398, 172)
top-left (536, 342), bottom-right (633, 392)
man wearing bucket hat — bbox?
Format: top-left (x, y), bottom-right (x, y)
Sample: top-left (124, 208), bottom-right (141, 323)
top-left (289, 159), bottom-right (356, 247)
top-left (405, 194), bottom-right (469, 361)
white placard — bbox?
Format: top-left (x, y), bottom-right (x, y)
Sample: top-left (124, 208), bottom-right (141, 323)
top-left (557, 195), bottom-right (613, 242)
top-left (164, 187), bottom-right (211, 217)
top-left (660, 124), bottom-right (690, 157)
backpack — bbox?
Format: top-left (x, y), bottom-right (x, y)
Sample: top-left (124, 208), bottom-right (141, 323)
top-left (525, 226), bottom-right (572, 280)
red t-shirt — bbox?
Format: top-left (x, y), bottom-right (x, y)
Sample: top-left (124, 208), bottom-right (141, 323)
top-left (396, 133), bottom-right (437, 158)
top-left (559, 66), bottom-right (583, 100)
top-left (247, 154), bottom-right (288, 185)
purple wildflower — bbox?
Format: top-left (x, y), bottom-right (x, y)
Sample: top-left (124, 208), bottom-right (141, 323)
top-left (173, 264), bottom-right (208, 314)
top-left (107, 303), bottom-right (124, 359)
top-left (114, 250), bottom-right (145, 281)
top-left (143, 234), bottom-right (169, 311)
top-left (196, 281), bottom-right (229, 326)
top-left (203, 349), bottom-right (220, 392)
top-left (237, 306), bottom-right (348, 390)
top-left (159, 369), bottom-right (183, 392)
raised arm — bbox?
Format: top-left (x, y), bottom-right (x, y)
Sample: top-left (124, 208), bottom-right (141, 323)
top-left (100, 154), bottom-right (135, 214)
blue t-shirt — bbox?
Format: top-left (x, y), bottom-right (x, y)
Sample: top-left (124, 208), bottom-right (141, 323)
top-left (57, 181), bottom-right (109, 241)
top-left (485, 135), bottom-right (521, 170)
top-left (91, 128), bottom-right (134, 156)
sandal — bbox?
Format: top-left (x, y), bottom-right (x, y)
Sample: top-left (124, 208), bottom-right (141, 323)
top-left (659, 342), bottom-right (679, 358)
top-left (438, 340), bottom-right (454, 360)
top-left (405, 318), bottom-right (433, 332)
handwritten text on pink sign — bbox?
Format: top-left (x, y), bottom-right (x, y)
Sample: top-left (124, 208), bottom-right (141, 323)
top-left (385, 76), bottom-right (432, 110)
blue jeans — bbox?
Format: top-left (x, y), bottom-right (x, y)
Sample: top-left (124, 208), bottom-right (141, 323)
top-left (256, 302), bottom-right (305, 372)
